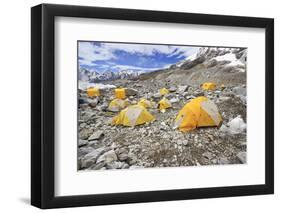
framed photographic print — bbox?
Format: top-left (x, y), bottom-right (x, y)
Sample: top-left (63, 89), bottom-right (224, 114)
top-left (31, 4), bottom-right (274, 209)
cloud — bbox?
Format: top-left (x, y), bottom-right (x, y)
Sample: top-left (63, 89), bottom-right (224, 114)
top-left (78, 41), bottom-right (200, 72)
top-left (78, 42), bottom-right (116, 65)
top-left (79, 42), bottom-right (199, 61)
top-left (111, 64), bottom-right (161, 71)
top-left (168, 46), bottom-right (199, 58)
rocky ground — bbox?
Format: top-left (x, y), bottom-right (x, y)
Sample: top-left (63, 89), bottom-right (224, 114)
top-left (78, 79), bottom-right (247, 171)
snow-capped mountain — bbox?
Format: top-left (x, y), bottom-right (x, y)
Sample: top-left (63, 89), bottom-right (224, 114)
top-left (138, 47), bottom-right (247, 85)
top-left (79, 68), bottom-right (145, 82)
top-left (177, 47), bottom-right (246, 70)
top-left (80, 47), bottom-right (247, 85)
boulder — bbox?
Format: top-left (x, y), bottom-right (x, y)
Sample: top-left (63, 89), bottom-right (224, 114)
top-left (127, 153), bottom-right (137, 165)
top-left (106, 161), bottom-right (124, 169)
top-left (81, 112), bottom-right (95, 122)
top-left (220, 116), bottom-right (246, 134)
top-left (177, 85), bottom-right (189, 93)
top-left (118, 153), bottom-right (129, 161)
top-left (79, 128), bottom-right (93, 140)
top-left (88, 98), bottom-right (99, 107)
top-left (96, 150), bottom-right (118, 164)
top-left (125, 88), bottom-right (138, 96)
top-left (227, 116), bottom-right (246, 134)
top-left (170, 97), bottom-right (179, 103)
top-left (232, 86), bottom-right (246, 96)
top-left (90, 162), bottom-right (106, 170)
top-left (81, 147), bottom-right (108, 168)
top-left (78, 146), bottom-right (94, 158)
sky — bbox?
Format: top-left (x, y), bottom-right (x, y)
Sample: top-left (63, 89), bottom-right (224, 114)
top-left (78, 41), bottom-right (199, 72)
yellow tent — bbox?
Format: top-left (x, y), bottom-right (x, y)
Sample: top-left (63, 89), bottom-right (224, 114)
top-left (108, 99), bottom-right (129, 112)
top-left (159, 88), bottom-right (170, 95)
top-left (112, 105), bottom-right (155, 126)
top-left (87, 87), bottom-right (100, 97)
top-left (138, 98), bottom-right (152, 108)
top-left (201, 82), bottom-right (217, 90)
top-left (174, 96), bottom-right (222, 132)
top-left (115, 88), bottom-right (126, 99)
top-left (158, 97), bottom-right (172, 112)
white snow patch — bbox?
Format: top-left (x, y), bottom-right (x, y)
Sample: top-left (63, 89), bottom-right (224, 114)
top-left (227, 60), bottom-right (245, 67)
top-left (176, 52), bottom-right (198, 67)
top-left (79, 81), bottom-right (116, 90)
top-left (185, 52), bottom-right (197, 61)
top-left (214, 53), bottom-right (245, 69)
top-left (214, 53), bottom-right (237, 62)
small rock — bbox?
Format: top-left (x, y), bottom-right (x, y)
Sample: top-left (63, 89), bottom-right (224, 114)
top-left (88, 130), bottom-right (104, 141)
top-left (82, 147), bottom-right (107, 164)
top-left (183, 140), bottom-right (189, 146)
top-left (121, 163), bottom-right (130, 169)
top-left (177, 85), bottom-right (189, 93)
top-left (129, 165), bottom-right (143, 169)
top-left (79, 128), bottom-right (93, 140)
top-left (152, 93), bottom-right (161, 99)
top-left (79, 123), bottom-right (87, 129)
top-left (116, 147), bottom-right (128, 155)
top-left (127, 153), bottom-right (137, 165)
top-left (194, 91), bottom-right (205, 97)
top-left (78, 139), bottom-right (88, 147)
top-left (118, 153), bottom-right (128, 161)
top-left (218, 157), bottom-right (230, 164)
top-left (90, 162), bottom-right (106, 170)
top-left (87, 140), bottom-right (99, 148)
top-left (185, 95), bottom-right (195, 100)
top-left (125, 88), bottom-right (138, 96)
top-left (203, 152), bottom-right (213, 160)
top-left (177, 140), bottom-right (183, 145)
top-left (169, 86), bottom-right (177, 92)
top-left (236, 152), bottom-right (246, 163)
top-left (239, 142), bottom-right (247, 151)
top-left (88, 98), bottom-right (99, 107)
top-left (78, 146), bottom-right (94, 157)
top-left (96, 104), bottom-right (107, 112)
top-left (232, 86), bottom-right (246, 96)
top-left (219, 96), bottom-right (230, 102)
top-left (82, 112), bottom-right (95, 122)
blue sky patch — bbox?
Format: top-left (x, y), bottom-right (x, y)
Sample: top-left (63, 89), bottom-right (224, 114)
top-left (78, 41), bottom-right (199, 72)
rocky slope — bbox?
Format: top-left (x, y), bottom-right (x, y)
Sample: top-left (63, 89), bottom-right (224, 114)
top-left (77, 46), bottom-right (247, 171)
top-left (138, 47), bottom-right (247, 86)
top-left (78, 83), bottom-right (247, 171)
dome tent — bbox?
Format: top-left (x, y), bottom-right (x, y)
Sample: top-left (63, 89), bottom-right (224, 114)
top-left (158, 97), bottom-right (172, 112)
top-left (174, 96), bottom-right (222, 132)
top-left (115, 88), bottom-right (126, 99)
top-left (87, 87), bottom-right (100, 97)
top-left (201, 82), bottom-right (217, 90)
top-left (108, 99), bottom-right (129, 112)
top-left (138, 98), bottom-right (152, 108)
top-left (112, 105), bottom-right (155, 127)
top-left (159, 88), bottom-right (170, 95)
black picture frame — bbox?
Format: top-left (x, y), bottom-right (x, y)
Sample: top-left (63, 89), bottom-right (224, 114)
top-left (31, 3), bottom-right (274, 209)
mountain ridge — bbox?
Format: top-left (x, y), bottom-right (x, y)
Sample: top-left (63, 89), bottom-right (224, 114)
top-left (79, 47), bottom-right (247, 85)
